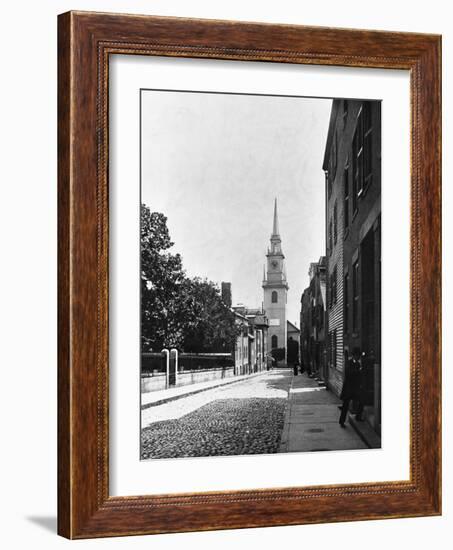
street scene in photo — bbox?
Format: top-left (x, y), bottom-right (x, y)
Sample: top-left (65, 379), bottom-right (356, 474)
top-left (140, 90), bottom-right (382, 460)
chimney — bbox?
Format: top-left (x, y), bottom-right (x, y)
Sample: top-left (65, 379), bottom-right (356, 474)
top-left (221, 282), bottom-right (232, 307)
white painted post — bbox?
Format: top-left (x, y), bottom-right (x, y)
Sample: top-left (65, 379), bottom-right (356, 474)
top-left (170, 348), bottom-right (179, 386)
top-left (161, 349), bottom-right (170, 389)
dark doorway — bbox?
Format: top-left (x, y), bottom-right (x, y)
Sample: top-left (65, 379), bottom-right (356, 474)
top-left (361, 229), bottom-right (375, 354)
top-left (360, 228), bottom-right (377, 407)
top-left (287, 337), bottom-right (299, 365)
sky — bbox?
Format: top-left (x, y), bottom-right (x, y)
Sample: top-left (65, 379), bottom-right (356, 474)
top-left (141, 90), bottom-right (332, 326)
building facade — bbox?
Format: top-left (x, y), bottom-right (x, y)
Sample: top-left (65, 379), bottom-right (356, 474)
top-left (286, 320), bottom-right (301, 365)
top-left (222, 282), bottom-right (270, 376)
top-left (341, 100), bottom-right (381, 433)
top-left (232, 306), bottom-right (269, 375)
top-left (300, 287), bottom-right (311, 373)
top-left (323, 98), bottom-right (381, 435)
top-left (323, 103), bottom-right (345, 395)
top-left (299, 257), bottom-right (327, 378)
top-left (262, 199), bottom-right (289, 358)
top-left (287, 320), bottom-right (301, 342)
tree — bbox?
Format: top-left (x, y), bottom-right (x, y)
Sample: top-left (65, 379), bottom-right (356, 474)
top-left (271, 347), bottom-right (285, 362)
top-left (181, 277), bottom-right (238, 353)
top-left (141, 204), bottom-right (239, 353)
top-left (141, 206), bottom-right (186, 351)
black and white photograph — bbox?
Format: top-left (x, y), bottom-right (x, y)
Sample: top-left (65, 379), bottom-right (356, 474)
top-left (2, 0), bottom-right (447, 545)
top-left (140, 90), bottom-right (382, 460)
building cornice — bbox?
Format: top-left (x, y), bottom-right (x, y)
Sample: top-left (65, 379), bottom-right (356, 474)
top-left (262, 281), bottom-right (289, 290)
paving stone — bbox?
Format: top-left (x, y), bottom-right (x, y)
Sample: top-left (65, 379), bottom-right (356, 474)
top-left (141, 370), bottom-right (292, 460)
top-left (141, 397), bottom-right (287, 459)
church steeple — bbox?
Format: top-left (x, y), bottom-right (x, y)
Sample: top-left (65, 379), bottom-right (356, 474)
top-left (264, 198), bottom-right (288, 289)
top-left (272, 198), bottom-right (280, 237)
top-left (269, 197), bottom-right (284, 257)
top-left (263, 198), bottom-right (288, 360)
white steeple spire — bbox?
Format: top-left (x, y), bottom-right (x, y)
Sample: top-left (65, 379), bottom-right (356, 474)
top-left (272, 197), bottom-right (280, 237)
top-left (269, 197), bottom-right (283, 255)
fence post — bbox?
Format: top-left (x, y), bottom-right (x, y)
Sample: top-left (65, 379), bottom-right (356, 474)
top-left (170, 348), bottom-right (179, 386)
top-left (161, 349), bottom-right (170, 389)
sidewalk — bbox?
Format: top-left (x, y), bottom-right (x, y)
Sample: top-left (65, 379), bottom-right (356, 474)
top-left (141, 370), bottom-right (269, 408)
top-left (279, 372), bottom-right (368, 452)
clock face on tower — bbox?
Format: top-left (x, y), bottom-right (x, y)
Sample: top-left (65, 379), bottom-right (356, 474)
top-left (271, 260), bottom-right (279, 269)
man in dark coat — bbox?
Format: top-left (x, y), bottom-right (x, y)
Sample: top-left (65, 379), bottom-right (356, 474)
top-left (339, 347), bottom-right (364, 427)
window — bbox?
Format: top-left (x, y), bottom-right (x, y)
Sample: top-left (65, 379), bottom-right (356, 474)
top-left (363, 102), bottom-right (373, 187)
top-left (327, 170), bottom-right (332, 198)
top-left (333, 201), bottom-right (338, 244)
top-left (327, 274), bottom-right (331, 308)
top-left (271, 290), bottom-right (278, 303)
top-left (352, 121), bottom-right (361, 214)
top-left (330, 330), bottom-right (337, 369)
top-left (329, 332), bottom-right (332, 366)
top-left (332, 265), bottom-right (338, 305)
top-left (328, 332), bottom-right (332, 366)
top-left (329, 218), bottom-right (333, 254)
top-left (332, 131), bottom-right (337, 177)
top-left (271, 335), bottom-right (278, 349)
top-left (342, 99), bottom-right (348, 128)
top-left (333, 329), bottom-right (337, 369)
top-left (328, 266), bottom-right (337, 308)
top-left (356, 108), bottom-right (364, 197)
top-left (353, 260), bottom-right (359, 332)
top-left (343, 164), bottom-right (349, 230)
top-left (352, 130), bottom-right (358, 215)
top-left (318, 302), bottom-right (324, 329)
top-left (327, 131), bottom-right (338, 198)
top-left (352, 102), bottom-right (373, 216)
top-left (344, 273), bottom-right (349, 334)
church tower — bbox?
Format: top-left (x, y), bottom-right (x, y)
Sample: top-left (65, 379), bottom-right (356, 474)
top-left (263, 198), bottom-right (289, 358)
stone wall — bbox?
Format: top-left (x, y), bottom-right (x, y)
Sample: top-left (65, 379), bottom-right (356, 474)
top-left (141, 366), bottom-right (235, 393)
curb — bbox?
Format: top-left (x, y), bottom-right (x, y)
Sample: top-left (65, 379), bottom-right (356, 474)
top-left (141, 370), bottom-right (269, 409)
top-left (348, 415), bottom-right (381, 449)
top-left (278, 374), bottom-right (295, 453)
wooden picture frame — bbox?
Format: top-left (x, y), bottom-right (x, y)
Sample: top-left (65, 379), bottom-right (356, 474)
top-left (58, 11), bottom-right (441, 539)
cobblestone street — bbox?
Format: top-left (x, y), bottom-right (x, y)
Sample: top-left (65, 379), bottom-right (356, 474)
top-left (141, 369), bottom-right (368, 460)
top-left (141, 369), bottom-right (291, 459)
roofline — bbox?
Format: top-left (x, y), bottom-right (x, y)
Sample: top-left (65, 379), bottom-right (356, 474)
top-left (287, 320), bottom-right (301, 332)
top-left (322, 99), bottom-right (341, 171)
top-left (233, 310), bottom-right (248, 321)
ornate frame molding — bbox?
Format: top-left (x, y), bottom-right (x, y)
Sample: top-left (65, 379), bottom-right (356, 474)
top-left (58, 11), bottom-right (441, 538)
